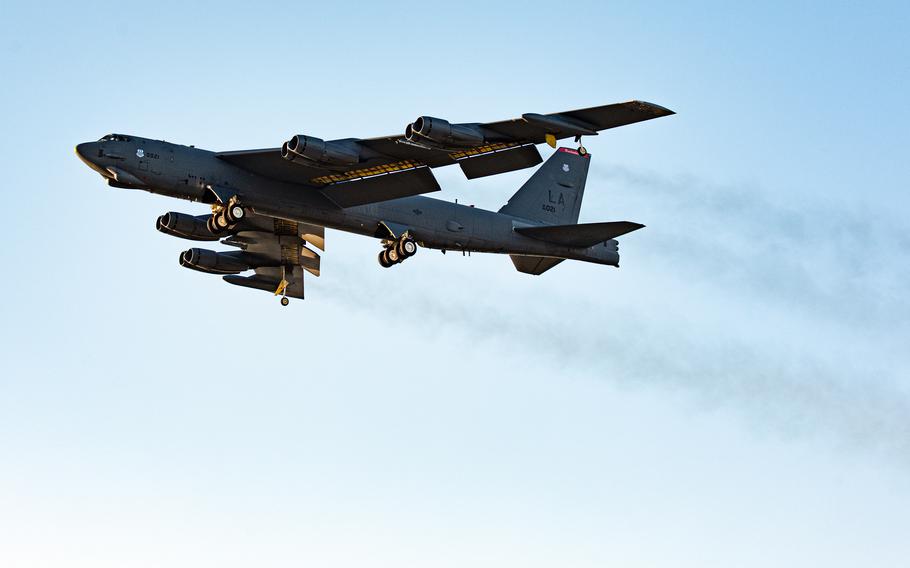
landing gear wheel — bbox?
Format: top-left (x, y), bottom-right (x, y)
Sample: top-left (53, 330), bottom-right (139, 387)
top-left (378, 250), bottom-right (394, 268)
top-left (397, 236), bottom-right (417, 258)
top-left (207, 215), bottom-right (223, 234)
top-left (386, 247), bottom-right (400, 264)
top-left (215, 211), bottom-right (231, 230)
top-left (573, 134), bottom-right (588, 156)
top-left (226, 204), bottom-right (245, 224)
top-left (280, 296), bottom-right (290, 306)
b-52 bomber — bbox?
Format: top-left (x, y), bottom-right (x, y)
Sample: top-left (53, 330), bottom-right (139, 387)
top-left (75, 100), bottom-right (673, 305)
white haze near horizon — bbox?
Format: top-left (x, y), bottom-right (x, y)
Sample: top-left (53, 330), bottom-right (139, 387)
top-left (1, 2), bottom-right (908, 567)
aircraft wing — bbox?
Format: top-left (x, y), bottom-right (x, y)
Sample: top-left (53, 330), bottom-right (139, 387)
top-left (220, 214), bottom-right (324, 299)
top-left (215, 100), bottom-right (673, 207)
top-left (163, 209), bottom-right (324, 300)
top-left (215, 141), bottom-right (541, 191)
top-left (215, 146), bottom-right (450, 208)
top-left (481, 100), bottom-right (675, 143)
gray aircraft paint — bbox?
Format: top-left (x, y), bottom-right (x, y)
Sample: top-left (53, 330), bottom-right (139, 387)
top-left (499, 147), bottom-right (589, 226)
top-left (77, 137), bottom-right (624, 260)
top-left (74, 103), bottom-right (672, 301)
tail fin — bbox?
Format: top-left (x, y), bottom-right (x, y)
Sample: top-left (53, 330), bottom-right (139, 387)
top-left (498, 147), bottom-right (590, 225)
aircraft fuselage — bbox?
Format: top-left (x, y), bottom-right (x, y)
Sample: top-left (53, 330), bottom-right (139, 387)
top-left (75, 135), bottom-right (620, 266)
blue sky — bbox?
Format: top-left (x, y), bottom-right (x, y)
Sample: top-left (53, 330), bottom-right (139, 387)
top-left (1, 2), bottom-right (909, 567)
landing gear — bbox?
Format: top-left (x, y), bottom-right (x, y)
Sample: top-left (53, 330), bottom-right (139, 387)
top-left (206, 215), bottom-right (222, 234)
top-left (207, 196), bottom-right (246, 235)
top-left (387, 247), bottom-right (400, 264)
top-left (396, 236), bottom-right (417, 258)
top-left (377, 234), bottom-right (418, 267)
top-left (575, 134), bottom-right (587, 156)
top-left (206, 211), bottom-right (232, 234)
top-left (214, 211), bottom-right (231, 230)
top-left (225, 203), bottom-right (245, 224)
top-left (275, 268), bottom-right (290, 306)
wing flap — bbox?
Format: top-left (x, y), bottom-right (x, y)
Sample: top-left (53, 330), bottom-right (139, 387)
top-left (515, 221), bottom-right (644, 248)
top-left (321, 165), bottom-right (440, 208)
top-left (456, 144), bottom-right (543, 179)
top-left (298, 222), bottom-right (325, 251)
top-left (224, 266), bottom-right (305, 299)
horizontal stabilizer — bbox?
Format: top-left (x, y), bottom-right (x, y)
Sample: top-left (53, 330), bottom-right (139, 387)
top-left (515, 221), bottom-right (644, 248)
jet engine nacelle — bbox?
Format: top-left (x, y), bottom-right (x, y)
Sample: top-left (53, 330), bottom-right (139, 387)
top-left (156, 212), bottom-right (220, 241)
top-left (179, 248), bottom-right (250, 274)
top-left (282, 135), bottom-right (360, 166)
top-left (405, 116), bottom-right (486, 147)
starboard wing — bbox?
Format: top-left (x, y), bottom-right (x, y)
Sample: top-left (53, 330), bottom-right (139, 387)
top-left (214, 100), bottom-right (673, 207)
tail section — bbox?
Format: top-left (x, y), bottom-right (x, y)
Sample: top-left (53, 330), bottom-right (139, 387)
top-left (498, 147), bottom-right (590, 225)
top-left (514, 221), bottom-right (644, 247)
top-left (510, 255), bottom-right (564, 275)
top-left (502, 148), bottom-right (641, 276)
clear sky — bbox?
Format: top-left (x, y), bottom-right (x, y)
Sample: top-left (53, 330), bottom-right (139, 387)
top-left (1, 1), bottom-right (908, 567)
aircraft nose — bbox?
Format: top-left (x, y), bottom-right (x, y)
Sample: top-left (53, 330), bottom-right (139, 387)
top-left (75, 142), bottom-right (90, 160)
top-left (75, 141), bottom-right (111, 177)
top-left (75, 142), bottom-right (98, 166)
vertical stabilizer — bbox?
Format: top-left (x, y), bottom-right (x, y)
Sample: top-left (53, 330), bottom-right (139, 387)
top-left (498, 147), bottom-right (590, 225)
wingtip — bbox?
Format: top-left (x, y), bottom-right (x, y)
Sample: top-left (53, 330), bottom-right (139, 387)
top-left (631, 100), bottom-right (676, 116)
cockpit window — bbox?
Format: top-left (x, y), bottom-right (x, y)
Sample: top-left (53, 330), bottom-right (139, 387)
top-left (98, 134), bottom-right (132, 142)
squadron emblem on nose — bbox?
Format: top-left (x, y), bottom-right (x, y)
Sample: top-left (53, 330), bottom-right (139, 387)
top-left (136, 148), bottom-right (145, 158)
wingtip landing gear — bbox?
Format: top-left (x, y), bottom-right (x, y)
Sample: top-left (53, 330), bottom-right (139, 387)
top-left (574, 135), bottom-right (588, 156)
top-left (274, 268), bottom-right (290, 306)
